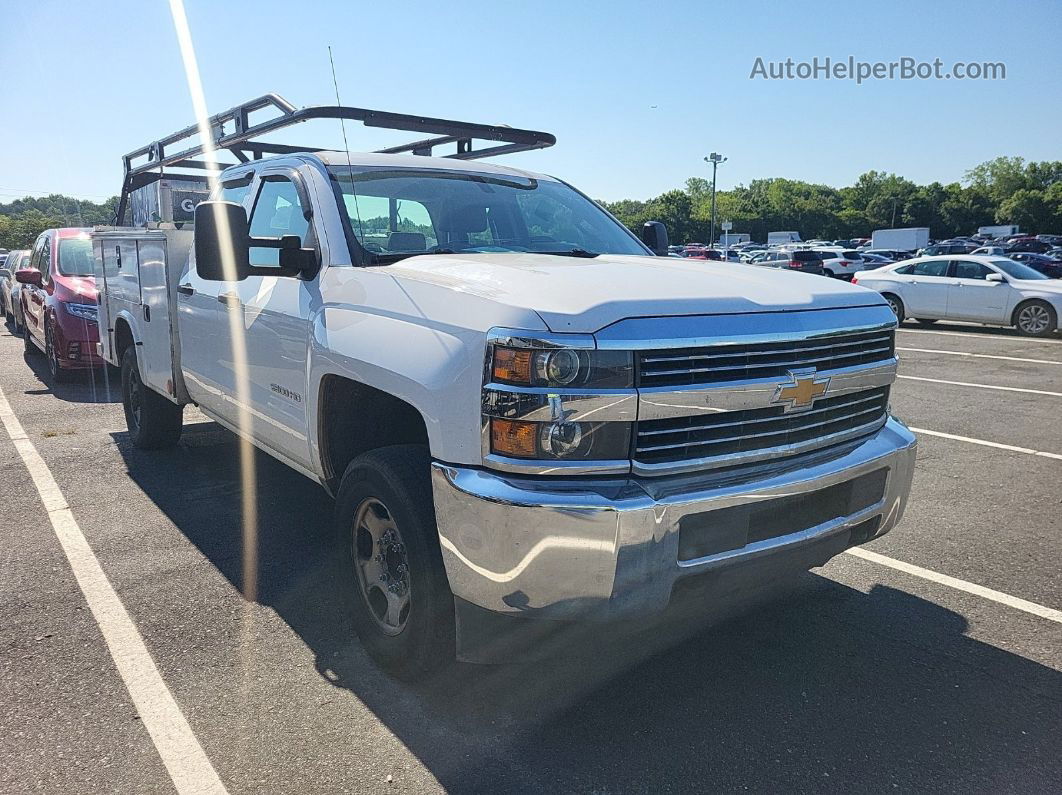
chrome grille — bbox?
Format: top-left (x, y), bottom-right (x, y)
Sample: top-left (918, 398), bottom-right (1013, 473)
top-left (634, 387), bottom-right (889, 468)
top-left (637, 329), bottom-right (895, 388)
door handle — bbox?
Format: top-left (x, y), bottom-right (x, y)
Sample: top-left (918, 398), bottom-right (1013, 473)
top-left (176, 284), bottom-right (194, 296)
top-left (217, 292), bottom-right (241, 306)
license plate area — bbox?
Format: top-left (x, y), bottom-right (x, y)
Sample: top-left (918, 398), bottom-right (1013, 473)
top-left (677, 468), bottom-right (888, 562)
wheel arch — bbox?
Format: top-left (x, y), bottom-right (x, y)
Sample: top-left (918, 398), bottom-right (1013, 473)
top-left (316, 375), bottom-right (431, 494)
top-left (880, 291), bottom-right (905, 320)
top-left (1010, 296), bottom-right (1057, 326)
top-left (111, 310), bottom-right (143, 361)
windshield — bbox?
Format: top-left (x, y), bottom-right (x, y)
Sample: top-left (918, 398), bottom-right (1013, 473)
top-left (58, 238), bottom-right (94, 276)
top-left (992, 258), bottom-right (1049, 280)
top-left (330, 167), bottom-right (648, 261)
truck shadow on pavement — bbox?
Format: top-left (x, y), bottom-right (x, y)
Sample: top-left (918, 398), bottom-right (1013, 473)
top-left (115, 425), bottom-right (1062, 793)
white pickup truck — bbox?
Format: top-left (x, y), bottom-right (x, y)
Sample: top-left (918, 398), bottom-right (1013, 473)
top-left (94, 95), bottom-right (916, 677)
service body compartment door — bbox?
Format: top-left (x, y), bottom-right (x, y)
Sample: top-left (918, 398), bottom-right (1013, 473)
top-left (92, 236), bottom-right (116, 364)
top-left (136, 234), bottom-right (177, 396)
top-left (102, 239), bottom-right (142, 305)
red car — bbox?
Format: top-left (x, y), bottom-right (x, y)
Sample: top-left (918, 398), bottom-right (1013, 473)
top-left (17, 228), bottom-right (102, 381)
top-left (683, 246), bottom-right (722, 261)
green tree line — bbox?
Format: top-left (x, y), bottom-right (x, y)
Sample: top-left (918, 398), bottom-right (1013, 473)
top-left (600, 156), bottom-right (1062, 244)
top-left (2, 156), bottom-right (1059, 252)
top-left (0, 194), bottom-right (118, 251)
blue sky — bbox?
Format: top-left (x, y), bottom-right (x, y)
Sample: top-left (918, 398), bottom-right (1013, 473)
top-left (1, 0), bottom-right (1059, 203)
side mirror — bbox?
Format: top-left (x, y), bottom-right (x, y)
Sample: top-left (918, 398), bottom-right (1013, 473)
top-left (986, 272), bottom-right (1005, 283)
top-left (278, 234), bottom-right (319, 278)
top-left (194, 201), bottom-right (250, 281)
top-left (15, 270), bottom-right (42, 287)
top-left (641, 221), bottom-right (670, 256)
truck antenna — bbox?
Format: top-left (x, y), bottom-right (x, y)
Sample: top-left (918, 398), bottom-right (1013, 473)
top-left (327, 45), bottom-right (365, 242)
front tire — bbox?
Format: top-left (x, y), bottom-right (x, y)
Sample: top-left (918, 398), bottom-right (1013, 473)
top-left (121, 346), bottom-right (183, 448)
top-left (46, 327), bottom-right (71, 383)
top-left (883, 293), bottom-right (905, 322)
top-left (334, 445), bottom-right (455, 680)
top-left (1014, 300), bottom-right (1057, 337)
top-left (24, 325), bottom-right (38, 356)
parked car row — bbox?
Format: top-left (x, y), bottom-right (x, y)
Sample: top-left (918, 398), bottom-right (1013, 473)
top-left (1, 227), bottom-right (102, 381)
top-left (1, 249), bottom-right (30, 333)
top-left (852, 255), bottom-right (1062, 337)
top-left (668, 226), bottom-right (1062, 287)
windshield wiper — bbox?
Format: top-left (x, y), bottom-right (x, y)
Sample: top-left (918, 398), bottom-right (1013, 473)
top-left (528, 248), bottom-right (599, 258)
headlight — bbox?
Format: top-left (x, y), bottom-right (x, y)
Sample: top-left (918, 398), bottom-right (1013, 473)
top-left (491, 346), bottom-right (633, 388)
top-left (489, 418), bottom-right (631, 461)
top-left (64, 302), bottom-right (98, 322)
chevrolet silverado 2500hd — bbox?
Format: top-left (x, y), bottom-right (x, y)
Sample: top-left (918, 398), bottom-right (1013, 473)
top-left (94, 95), bottom-right (916, 677)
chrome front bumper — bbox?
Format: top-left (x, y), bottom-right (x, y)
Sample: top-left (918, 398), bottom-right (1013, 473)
top-left (431, 417), bottom-right (917, 620)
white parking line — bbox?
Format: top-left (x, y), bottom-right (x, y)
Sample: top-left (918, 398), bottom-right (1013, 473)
top-left (0, 385), bottom-right (227, 795)
top-left (846, 547), bottom-right (1062, 625)
top-left (911, 426), bottom-right (1062, 461)
top-left (897, 327), bottom-right (1062, 344)
top-left (897, 374), bottom-right (1062, 397)
top-left (897, 346), bottom-right (1062, 366)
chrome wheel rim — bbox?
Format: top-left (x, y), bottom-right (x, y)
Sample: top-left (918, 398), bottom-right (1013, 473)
top-left (47, 332), bottom-right (59, 376)
top-left (351, 498), bottom-right (410, 636)
top-left (1018, 305), bottom-right (1050, 334)
top-left (887, 297), bottom-right (902, 320)
top-left (128, 369), bottom-right (142, 429)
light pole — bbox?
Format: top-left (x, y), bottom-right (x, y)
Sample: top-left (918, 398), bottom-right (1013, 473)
top-left (704, 153), bottom-right (727, 247)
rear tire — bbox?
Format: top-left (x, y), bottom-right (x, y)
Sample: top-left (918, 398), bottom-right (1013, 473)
top-left (334, 444), bottom-right (455, 680)
top-left (883, 293), bottom-right (905, 322)
top-left (1014, 300), bottom-right (1057, 337)
top-left (121, 346), bottom-right (183, 449)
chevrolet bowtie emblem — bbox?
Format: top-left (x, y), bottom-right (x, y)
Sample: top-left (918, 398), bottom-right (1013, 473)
top-left (774, 370), bottom-right (830, 412)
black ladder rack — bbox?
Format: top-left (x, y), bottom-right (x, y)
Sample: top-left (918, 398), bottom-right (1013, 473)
top-left (118, 93), bottom-right (556, 223)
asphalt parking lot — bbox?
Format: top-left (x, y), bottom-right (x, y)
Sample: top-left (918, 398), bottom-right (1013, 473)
top-left (1, 319), bottom-right (1060, 794)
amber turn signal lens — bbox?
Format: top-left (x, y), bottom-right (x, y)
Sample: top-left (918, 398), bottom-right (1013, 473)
top-left (492, 347), bottom-right (532, 384)
top-left (490, 418), bottom-right (538, 458)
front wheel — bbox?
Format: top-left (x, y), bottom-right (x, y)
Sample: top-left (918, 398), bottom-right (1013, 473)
top-left (1014, 300), bottom-right (1057, 337)
top-left (23, 325), bottom-right (38, 356)
top-left (46, 327), bottom-right (71, 383)
top-left (883, 294), bottom-right (905, 322)
top-left (121, 346), bottom-right (183, 448)
top-left (335, 445), bottom-right (455, 679)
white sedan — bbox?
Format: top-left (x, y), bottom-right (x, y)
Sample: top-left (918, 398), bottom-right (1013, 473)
top-left (852, 255), bottom-right (1062, 337)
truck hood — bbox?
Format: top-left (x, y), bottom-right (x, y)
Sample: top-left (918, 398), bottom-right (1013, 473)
top-left (385, 253), bottom-right (887, 333)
